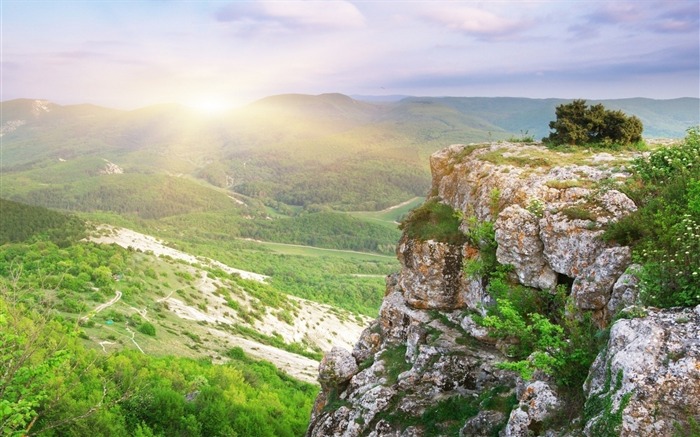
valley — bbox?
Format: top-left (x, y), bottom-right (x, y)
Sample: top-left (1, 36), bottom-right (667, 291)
top-left (1, 93), bottom-right (698, 436)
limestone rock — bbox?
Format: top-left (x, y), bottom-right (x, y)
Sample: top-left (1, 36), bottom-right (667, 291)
top-left (306, 142), bottom-right (662, 437)
top-left (353, 320), bottom-right (382, 364)
top-left (505, 380), bottom-right (561, 436)
top-left (495, 204), bottom-right (558, 290)
top-left (318, 347), bottom-right (359, 389)
top-left (396, 236), bottom-right (471, 310)
top-left (460, 410), bottom-right (506, 437)
top-left (583, 305), bottom-right (700, 436)
top-left (606, 264), bottom-right (641, 316)
top-left (571, 246), bottom-right (631, 312)
top-left (539, 211), bottom-right (604, 278)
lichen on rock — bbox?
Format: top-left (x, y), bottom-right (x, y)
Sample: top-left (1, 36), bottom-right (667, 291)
top-left (583, 305), bottom-right (700, 436)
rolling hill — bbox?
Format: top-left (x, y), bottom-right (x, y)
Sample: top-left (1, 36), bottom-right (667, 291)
top-left (2, 94), bottom-right (697, 215)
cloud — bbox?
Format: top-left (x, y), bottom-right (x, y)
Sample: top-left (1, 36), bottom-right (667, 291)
top-left (651, 3), bottom-right (700, 33)
top-left (421, 5), bottom-right (532, 40)
top-left (390, 43), bottom-right (699, 93)
top-left (214, 0), bottom-right (365, 31)
top-left (585, 2), bottom-right (645, 25)
top-left (572, 1), bottom-right (699, 37)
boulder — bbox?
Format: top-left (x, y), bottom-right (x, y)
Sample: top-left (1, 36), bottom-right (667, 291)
top-left (583, 305), bottom-right (700, 436)
top-left (495, 204), bottom-right (558, 290)
top-left (318, 347), bottom-right (359, 389)
top-left (606, 264), bottom-right (641, 316)
top-left (505, 380), bottom-right (561, 437)
top-left (397, 236), bottom-right (472, 310)
top-left (571, 246), bottom-right (631, 311)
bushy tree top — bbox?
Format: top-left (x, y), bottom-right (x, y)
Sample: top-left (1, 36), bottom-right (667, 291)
top-left (545, 99), bottom-right (643, 147)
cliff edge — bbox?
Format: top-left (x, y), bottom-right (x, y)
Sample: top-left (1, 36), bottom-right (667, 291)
top-left (306, 142), bottom-right (699, 436)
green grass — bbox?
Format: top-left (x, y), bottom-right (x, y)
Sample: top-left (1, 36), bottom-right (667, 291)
top-left (349, 197), bottom-right (426, 225)
top-left (399, 198), bottom-right (466, 245)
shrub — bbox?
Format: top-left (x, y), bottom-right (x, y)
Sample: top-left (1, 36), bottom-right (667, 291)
top-left (463, 217), bottom-right (498, 278)
top-left (477, 282), bottom-right (602, 388)
top-left (545, 100), bottom-right (643, 147)
top-left (138, 322), bottom-right (156, 336)
top-left (607, 127), bottom-right (700, 308)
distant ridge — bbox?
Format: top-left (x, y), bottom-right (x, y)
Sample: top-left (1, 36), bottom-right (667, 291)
top-left (2, 93), bottom-right (698, 212)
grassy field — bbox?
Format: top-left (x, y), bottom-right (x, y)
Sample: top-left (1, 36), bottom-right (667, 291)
top-left (350, 196), bottom-right (425, 225)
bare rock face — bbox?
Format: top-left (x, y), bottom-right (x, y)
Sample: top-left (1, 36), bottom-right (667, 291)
top-left (306, 275), bottom-right (518, 436)
top-left (539, 212), bottom-right (605, 279)
top-left (495, 205), bottom-right (557, 290)
top-left (397, 235), bottom-right (481, 310)
top-left (572, 246), bottom-right (632, 312)
top-left (583, 305), bottom-right (700, 436)
top-left (318, 347), bottom-right (359, 389)
top-left (306, 142), bottom-right (678, 437)
top-left (606, 264), bottom-right (641, 315)
top-left (431, 143), bottom-right (638, 323)
top-left (504, 380), bottom-right (561, 436)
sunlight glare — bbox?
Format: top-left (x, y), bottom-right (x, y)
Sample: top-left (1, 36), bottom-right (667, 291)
top-left (186, 97), bottom-right (233, 116)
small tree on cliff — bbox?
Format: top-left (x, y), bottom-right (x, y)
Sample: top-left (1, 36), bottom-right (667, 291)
top-left (545, 100), bottom-right (643, 147)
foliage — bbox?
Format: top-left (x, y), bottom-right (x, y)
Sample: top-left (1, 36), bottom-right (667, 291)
top-left (380, 345), bottom-right (412, 385)
top-left (526, 199), bottom-right (545, 218)
top-left (605, 127), bottom-right (700, 308)
top-left (477, 281), bottom-right (603, 389)
top-left (632, 127), bottom-right (699, 183)
top-left (399, 198), bottom-right (466, 245)
top-left (0, 281), bottom-right (316, 437)
top-left (14, 174), bottom-right (236, 220)
top-left (463, 217), bottom-right (498, 279)
top-left (583, 366), bottom-right (632, 437)
top-left (236, 211), bottom-right (401, 255)
top-left (507, 130), bottom-right (535, 143)
top-left (0, 198), bottom-right (87, 246)
top-left (137, 322), bottom-right (156, 337)
top-left (545, 100), bottom-right (643, 147)
top-left (560, 206), bottom-right (597, 222)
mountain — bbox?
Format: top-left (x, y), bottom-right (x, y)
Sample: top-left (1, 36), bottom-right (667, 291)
top-left (2, 95), bottom-right (697, 214)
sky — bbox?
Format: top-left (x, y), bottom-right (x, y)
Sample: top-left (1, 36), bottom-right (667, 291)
top-left (2, 0), bottom-right (699, 110)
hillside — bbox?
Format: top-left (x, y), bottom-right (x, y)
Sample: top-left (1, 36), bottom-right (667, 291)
top-left (2, 95), bottom-right (697, 213)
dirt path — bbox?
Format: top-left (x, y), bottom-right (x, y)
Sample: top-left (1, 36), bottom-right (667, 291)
top-left (94, 290), bottom-right (122, 313)
top-left (381, 196), bottom-right (421, 212)
top-left (124, 325), bottom-right (145, 354)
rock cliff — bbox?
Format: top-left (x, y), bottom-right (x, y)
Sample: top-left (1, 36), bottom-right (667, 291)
top-left (306, 142), bottom-right (699, 436)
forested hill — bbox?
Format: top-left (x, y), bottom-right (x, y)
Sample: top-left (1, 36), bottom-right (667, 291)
top-left (1, 95), bottom-right (697, 212)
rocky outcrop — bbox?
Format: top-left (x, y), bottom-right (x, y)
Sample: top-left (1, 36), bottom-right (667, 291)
top-left (318, 347), bottom-right (359, 389)
top-left (306, 142), bottom-right (696, 437)
top-left (583, 305), bottom-right (700, 436)
top-left (432, 143), bottom-right (638, 324)
top-left (306, 275), bottom-right (517, 437)
top-left (494, 205), bottom-right (557, 290)
top-left (505, 380), bottom-right (561, 437)
top-left (397, 235), bottom-right (485, 311)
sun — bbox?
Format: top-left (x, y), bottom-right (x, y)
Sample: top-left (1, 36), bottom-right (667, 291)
top-left (185, 96), bottom-right (233, 116)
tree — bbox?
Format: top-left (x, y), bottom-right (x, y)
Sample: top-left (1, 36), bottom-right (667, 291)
top-left (545, 100), bottom-right (643, 146)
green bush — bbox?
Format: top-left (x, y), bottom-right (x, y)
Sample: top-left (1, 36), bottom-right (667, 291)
top-left (477, 281), bottom-right (602, 389)
top-left (544, 100), bottom-right (643, 147)
top-left (138, 322), bottom-right (156, 336)
top-left (462, 216), bottom-right (498, 278)
top-left (605, 127), bottom-right (700, 308)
